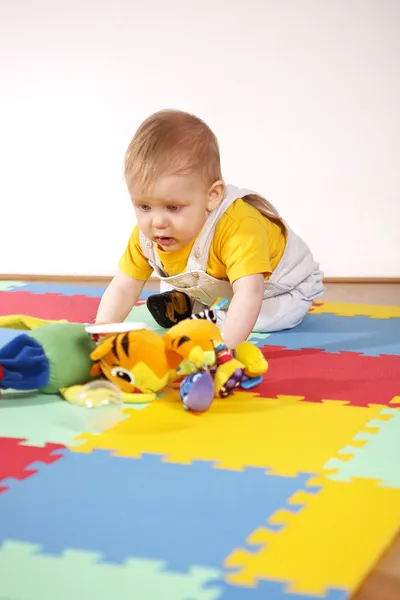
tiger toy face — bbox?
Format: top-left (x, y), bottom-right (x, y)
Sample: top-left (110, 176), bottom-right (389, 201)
top-left (89, 329), bottom-right (175, 394)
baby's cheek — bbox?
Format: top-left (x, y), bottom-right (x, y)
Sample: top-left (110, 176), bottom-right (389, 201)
top-left (139, 215), bottom-right (151, 230)
top-left (177, 214), bottom-right (191, 229)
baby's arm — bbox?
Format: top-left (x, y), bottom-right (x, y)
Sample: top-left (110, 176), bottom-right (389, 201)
top-left (221, 273), bottom-right (265, 348)
top-left (96, 270), bottom-right (147, 324)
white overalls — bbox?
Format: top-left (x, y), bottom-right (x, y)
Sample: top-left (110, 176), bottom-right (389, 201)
top-left (139, 185), bottom-right (324, 332)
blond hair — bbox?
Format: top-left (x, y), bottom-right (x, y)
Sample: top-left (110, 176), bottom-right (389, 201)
top-left (124, 108), bottom-right (280, 218)
top-left (124, 109), bottom-right (222, 190)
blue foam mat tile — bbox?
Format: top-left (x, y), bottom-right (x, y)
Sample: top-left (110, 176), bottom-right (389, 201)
top-left (209, 579), bottom-right (348, 599)
top-left (20, 283), bottom-right (108, 298)
top-left (6, 283), bottom-right (155, 300)
top-left (0, 328), bottom-right (21, 347)
top-left (263, 313), bottom-right (400, 357)
top-left (0, 449), bottom-right (317, 571)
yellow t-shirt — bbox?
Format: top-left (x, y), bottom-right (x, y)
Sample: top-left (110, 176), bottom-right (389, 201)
top-left (118, 198), bottom-right (286, 284)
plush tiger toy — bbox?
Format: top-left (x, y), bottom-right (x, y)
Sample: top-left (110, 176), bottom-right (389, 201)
top-left (89, 327), bottom-right (180, 401)
top-left (88, 297), bottom-right (267, 408)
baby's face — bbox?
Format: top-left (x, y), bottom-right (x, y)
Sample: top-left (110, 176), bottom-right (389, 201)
top-left (129, 173), bottom-right (222, 252)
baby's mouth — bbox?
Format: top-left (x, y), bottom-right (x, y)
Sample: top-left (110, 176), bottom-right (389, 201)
top-left (155, 236), bottom-right (176, 248)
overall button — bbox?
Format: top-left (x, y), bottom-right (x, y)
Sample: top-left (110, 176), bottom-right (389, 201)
top-left (192, 272), bottom-right (199, 279)
top-left (194, 249), bottom-right (201, 259)
top-left (146, 241), bottom-right (153, 248)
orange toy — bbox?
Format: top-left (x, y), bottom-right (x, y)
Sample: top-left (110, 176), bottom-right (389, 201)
top-left (89, 328), bottom-right (180, 400)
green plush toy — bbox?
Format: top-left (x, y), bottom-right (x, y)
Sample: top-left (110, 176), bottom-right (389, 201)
top-left (0, 315), bottom-right (97, 393)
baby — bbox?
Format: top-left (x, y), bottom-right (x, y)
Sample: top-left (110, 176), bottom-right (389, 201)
top-left (96, 109), bottom-right (324, 348)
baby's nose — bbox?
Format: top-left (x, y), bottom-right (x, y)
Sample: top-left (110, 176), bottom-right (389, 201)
top-left (152, 212), bottom-right (169, 228)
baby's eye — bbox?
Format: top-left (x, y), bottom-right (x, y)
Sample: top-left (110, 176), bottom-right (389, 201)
top-left (139, 205), bottom-right (151, 212)
top-left (167, 205), bottom-right (180, 212)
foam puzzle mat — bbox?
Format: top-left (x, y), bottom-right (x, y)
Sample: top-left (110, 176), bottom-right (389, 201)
top-left (0, 280), bottom-right (399, 600)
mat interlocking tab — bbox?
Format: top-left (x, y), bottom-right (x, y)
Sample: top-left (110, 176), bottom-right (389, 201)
top-left (0, 541), bottom-right (221, 600)
top-left (248, 331), bottom-right (271, 345)
top-left (0, 449), bottom-right (316, 570)
top-left (310, 301), bottom-right (400, 319)
top-left (252, 313), bottom-right (400, 356)
top-left (71, 392), bottom-right (386, 477)
top-left (212, 579), bottom-right (347, 599)
top-left (325, 402), bottom-right (400, 488)
top-left (225, 477), bottom-right (400, 595)
top-left (0, 437), bottom-right (64, 493)
top-left (254, 346), bottom-right (400, 407)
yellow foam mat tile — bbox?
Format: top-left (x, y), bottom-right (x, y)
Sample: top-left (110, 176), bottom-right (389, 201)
top-left (309, 302), bottom-right (400, 319)
top-left (71, 391), bottom-right (386, 476)
top-left (0, 314), bottom-right (65, 330)
top-left (225, 477), bottom-right (400, 596)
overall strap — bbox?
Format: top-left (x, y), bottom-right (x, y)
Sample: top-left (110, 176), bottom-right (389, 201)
top-left (139, 230), bottom-right (166, 274)
top-left (186, 184), bottom-right (255, 271)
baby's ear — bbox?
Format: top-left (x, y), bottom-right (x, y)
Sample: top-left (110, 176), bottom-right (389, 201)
top-left (90, 335), bottom-right (117, 361)
top-left (207, 181), bottom-right (225, 211)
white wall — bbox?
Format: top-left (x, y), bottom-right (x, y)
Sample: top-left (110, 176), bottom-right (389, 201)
top-left (1, 0), bottom-right (399, 277)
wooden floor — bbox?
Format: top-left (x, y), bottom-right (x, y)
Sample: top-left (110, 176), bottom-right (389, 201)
top-left (318, 282), bottom-right (400, 306)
